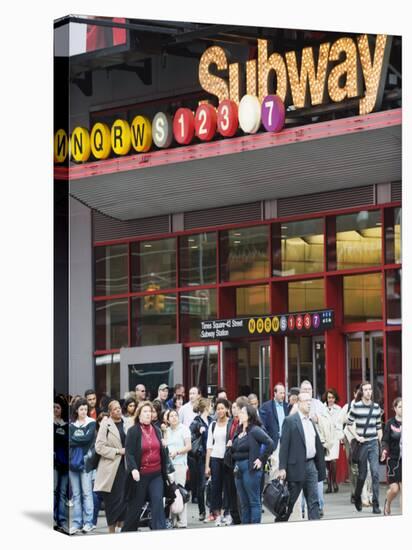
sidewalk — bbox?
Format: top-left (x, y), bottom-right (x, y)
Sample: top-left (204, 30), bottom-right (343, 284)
top-left (90, 483), bottom-right (400, 534)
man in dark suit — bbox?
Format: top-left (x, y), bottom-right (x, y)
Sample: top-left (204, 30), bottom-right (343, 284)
top-left (259, 384), bottom-right (289, 480)
top-left (277, 392), bottom-right (326, 521)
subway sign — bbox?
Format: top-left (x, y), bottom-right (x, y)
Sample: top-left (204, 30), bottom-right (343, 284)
top-left (200, 309), bottom-right (334, 340)
top-left (54, 34), bottom-right (391, 164)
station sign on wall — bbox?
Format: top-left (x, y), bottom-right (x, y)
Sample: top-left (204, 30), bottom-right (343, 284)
top-left (200, 309), bottom-right (334, 340)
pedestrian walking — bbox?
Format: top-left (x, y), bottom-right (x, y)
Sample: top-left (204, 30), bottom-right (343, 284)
top-left (94, 400), bottom-right (127, 533)
top-left (54, 398), bottom-right (69, 532)
top-left (224, 397), bottom-right (248, 525)
top-left (204, 398), bottom-right (230, 525)
top-left (346, 381), bottom-right (383, 514)
top-left (180, 386), bottom-right (202, 501)
top-left (381, 397), bottom-right (402, 515)
top-left (165, 409), bottom-right (192, 528)
top-left (189, 397), bottom-right (213, 521)
top-left (69, 398), bottom-right (96, 534)
top-left (259, 383), bottom-right (289, 481)
top-left (231, 404), bottom-right (275, 524)
top-left (323, 388), bottom-right (343, 493)
top-left (277, 392), bottom-right (326, 521)
top-left (122, 401), bottom-right (168, 532)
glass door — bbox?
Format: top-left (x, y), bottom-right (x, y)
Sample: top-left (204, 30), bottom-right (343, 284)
top-left (313, 337), bottom-right (326, 401)
top-left (259, 343), bottom-right (270, 403)
top-left (369, 333), bottom-right (384, 408)
top-left (285, 335), bottom-right (325, 399)
top-left (346, 332), bottom-right (383, 407)
top-left (187, 345), bottom-right (218, 399)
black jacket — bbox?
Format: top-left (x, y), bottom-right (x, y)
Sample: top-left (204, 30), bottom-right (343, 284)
top-left (259, 399), bottom-right (289, 450)
top-left (232, 425), bottom-right (275, 472)
top-left (124, 423), bottom-right (169, 499)
top-left (189, 414), bottom-right (212, 457)
top-left (279, 413), bottom-right (326, 482)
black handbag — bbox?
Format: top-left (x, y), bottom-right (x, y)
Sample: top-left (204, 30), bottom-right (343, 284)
top-left (177, 483), bottom-right (190, 504)
top-left (350, 439), bottom-right (361, 464)
top-left (223, 446), bottom-right (233, 469)
top-left (85, 446), bottom-right (100, 473)
top-left (262, 479), bottom-right (289, 520)
top-left (189, 435), bottom-right (202, 457)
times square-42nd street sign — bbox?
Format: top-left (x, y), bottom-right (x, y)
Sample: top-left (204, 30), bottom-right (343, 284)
top-left (200, 309), bottom-right (334, 340)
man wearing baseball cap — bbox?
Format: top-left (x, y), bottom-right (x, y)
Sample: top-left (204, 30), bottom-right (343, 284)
top-left (153, 383), bottom-right (170, 412)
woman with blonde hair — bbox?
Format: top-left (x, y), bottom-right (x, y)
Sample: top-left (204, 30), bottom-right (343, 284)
top-left (165, 409), bottom-right (192, 527)
top-left (94, 400), bottom-right (127, 533)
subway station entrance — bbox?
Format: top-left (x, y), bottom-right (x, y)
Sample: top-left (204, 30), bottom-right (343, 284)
top-left (220, 334), bottom-right (325, 403)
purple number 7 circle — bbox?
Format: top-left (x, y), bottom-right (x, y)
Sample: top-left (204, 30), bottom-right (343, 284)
top-left (261, 95), bottom-right (285, 133)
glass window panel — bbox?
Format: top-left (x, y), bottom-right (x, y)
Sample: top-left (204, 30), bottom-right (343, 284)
top-left (95, 244), bottom-right (128, 296)
top-left (132, 294), bottom-right (176, 346)
top-left (343, 273), bottom-right (382, 323)
top-left (395, 207), bottom-right (401, 264)
top-left (387, 332), bottom-right (402, 410)
top-left (95, 300), bottom-right (128, 350)
top-left (386, 269), bottom-right (401, 325)
top-left (336, 210), bottom-right (382, 270)
top-left (131, 238), bottom-right (176, 292)
top-left (220, 225), bottom-right (269, 282)
top-left (287, 336), bottom-right (299, 390)
top-left (95, 354), bottom-right (120, 399)
top-left (236, 285), bottom-right (269, 316)
top-left (288, 279), bottom-right (324, 312)
top-left (180, 289), bottom-right (217, 341)
top-left (299, 336), bottom-right (313, 388)
top-left (274, 219), bottom-right (324, 276)
top-left (347, 337), bottom-right (363, 400)
top-left (237, 342), bottom-right (260, 397)
top-left (180, 232), bottom-right (216, 286)
top-left (128, 362), bottom-right (173, 402)
top-left (187, 346), bottom-right (218, 398)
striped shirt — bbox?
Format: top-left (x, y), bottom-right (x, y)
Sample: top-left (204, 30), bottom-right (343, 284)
top-left (347, 401), bottom-right (382, 441)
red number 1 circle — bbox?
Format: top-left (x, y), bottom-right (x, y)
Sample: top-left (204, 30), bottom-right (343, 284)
top-left (195, 104), bottom-right (217, 141)
top-left (173, 108), bottom-right (195, 145)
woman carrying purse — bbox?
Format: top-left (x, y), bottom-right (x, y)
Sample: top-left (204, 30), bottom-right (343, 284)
top-left (165, 409), bottom-right (192, 528)
top-left (94, 400), bottom-right (127, 533)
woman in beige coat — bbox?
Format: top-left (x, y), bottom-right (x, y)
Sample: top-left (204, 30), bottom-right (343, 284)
top-left (94, 400), bottom-right (127, 533)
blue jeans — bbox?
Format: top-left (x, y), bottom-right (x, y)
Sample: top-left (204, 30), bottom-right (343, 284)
top-left (54, 469), bottom-right (69, 527)
top-left (69, 469), bottom-right (94, 529)
top-left (357, 439), bottom-right (380, 506)
top-left (234, 459), bottom-right (263, 524)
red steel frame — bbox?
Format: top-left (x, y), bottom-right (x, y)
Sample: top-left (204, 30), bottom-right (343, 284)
top-left (93, 200), bottom-right (401, 421)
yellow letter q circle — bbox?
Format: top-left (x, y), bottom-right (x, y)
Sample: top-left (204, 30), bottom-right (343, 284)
top-left (91, 122), bottom-right (111, 159)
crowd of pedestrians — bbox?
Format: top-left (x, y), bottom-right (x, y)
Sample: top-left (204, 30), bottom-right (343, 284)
top-left (53, 380), bottom-right (402, 534)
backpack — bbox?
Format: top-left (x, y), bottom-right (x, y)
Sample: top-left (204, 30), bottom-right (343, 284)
top-left (262, 479), bottom-right (290, 520)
